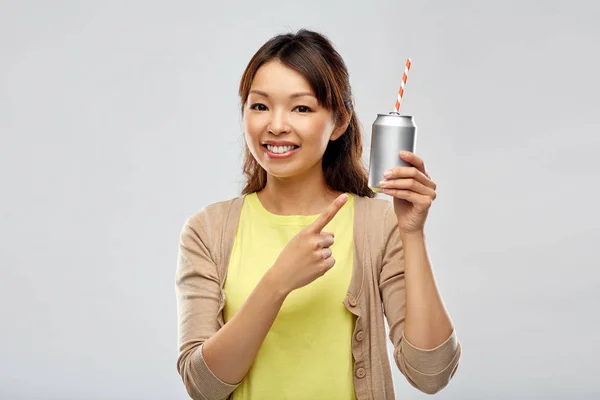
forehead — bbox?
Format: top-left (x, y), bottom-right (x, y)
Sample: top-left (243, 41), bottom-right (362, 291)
top-left (250, 60), bottom-right (313, 93)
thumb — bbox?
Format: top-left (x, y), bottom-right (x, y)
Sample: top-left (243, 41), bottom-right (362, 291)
top-left (307, 193), bottom-right (348, 233)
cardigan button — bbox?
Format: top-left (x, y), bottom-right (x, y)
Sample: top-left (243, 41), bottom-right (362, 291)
top-left (355, 367), bottom-right (366, 378)
top-left (356, 331), bottom-right (364, 341)
top-left (348, 295), bottom-right (357, 307)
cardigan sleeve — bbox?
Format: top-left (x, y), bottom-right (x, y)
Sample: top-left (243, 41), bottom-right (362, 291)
top-left (175, 209), bottom-right (240, 400)
top-left (378, 205), bottom-right (461, 395)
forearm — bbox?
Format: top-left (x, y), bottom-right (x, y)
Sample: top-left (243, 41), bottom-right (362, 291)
top-left (201, 270), bottom-right (287, 384)
top-left (401, 231), bottom-right (454, 349)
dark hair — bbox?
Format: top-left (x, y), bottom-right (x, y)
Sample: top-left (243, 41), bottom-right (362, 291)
top-left (238, 29), bottom-right (375, 198)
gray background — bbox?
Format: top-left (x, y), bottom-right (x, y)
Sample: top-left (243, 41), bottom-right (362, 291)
top-left (1, 0), bottom-right (599, 399)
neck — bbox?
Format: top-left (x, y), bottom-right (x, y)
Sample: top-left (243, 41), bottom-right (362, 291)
top-left (257, 166), bottom-right (341, 216)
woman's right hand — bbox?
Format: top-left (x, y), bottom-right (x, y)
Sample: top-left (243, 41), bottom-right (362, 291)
top-left (266, 193), bottom-right (349, 296)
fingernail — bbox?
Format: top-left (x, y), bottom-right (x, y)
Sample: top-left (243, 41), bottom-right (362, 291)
top-left (340, 193), bottom-right (348, 201)
top-left (383, 170), bottom-right (392, 178)
top-left (379, 181), bottom-right (386, 187)
top-left (400, 151), bottom-right (410, 157)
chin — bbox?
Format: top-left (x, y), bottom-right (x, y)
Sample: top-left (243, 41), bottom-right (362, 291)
top-left (261, 165), bottom-right (302, 179)
top-left (262, 160), bottom-right (321, 181)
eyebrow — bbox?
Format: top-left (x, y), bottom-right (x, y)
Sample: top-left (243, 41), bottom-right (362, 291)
top-left (249, 90), bottom-right (316, 99)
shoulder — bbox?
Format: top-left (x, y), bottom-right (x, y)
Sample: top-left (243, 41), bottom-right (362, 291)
top-left (354, 195), bottom-right (394, 220)
top-left (354, 195), bottom-right (399, 242)
top-left (183, 196), bottom-right (245, 232)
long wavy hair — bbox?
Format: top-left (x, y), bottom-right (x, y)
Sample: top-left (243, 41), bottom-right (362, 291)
top-left (238, 29), bottom-right (375, 198)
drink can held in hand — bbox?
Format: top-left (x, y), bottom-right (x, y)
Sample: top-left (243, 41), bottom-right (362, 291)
top-left (368, 112), bottom-right (417, 192)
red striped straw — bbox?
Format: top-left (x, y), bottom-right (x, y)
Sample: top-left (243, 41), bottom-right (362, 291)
top-left (394, 58), bottom-right (412, 113)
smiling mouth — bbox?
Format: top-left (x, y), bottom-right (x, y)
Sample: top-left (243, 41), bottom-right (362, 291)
top-left (262, 144), bottom-right (300, 154)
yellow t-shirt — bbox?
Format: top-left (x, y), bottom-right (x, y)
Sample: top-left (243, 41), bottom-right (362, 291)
top-left (223, 192), bottom-right (357, 400)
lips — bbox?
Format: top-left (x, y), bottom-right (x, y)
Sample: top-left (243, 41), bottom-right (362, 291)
top-left (261, 143), bottom-right (300, 158)
top-left (261, 140), bottom-right (300, 147)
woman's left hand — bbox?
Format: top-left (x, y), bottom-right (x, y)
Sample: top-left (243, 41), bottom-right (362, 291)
top-left (379, 151), bottom-right (437, 235)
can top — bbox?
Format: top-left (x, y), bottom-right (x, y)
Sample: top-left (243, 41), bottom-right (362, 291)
top-left (374, 113), bottom-right (416, 128)
top-left (378, 112), bottom-right (412, 118)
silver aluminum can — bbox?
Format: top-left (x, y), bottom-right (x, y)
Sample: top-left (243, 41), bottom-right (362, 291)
top-left (367, 113), bottom-right (417, 192)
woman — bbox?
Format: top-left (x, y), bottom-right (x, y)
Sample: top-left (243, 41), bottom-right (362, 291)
top-left (175, 29), bottom-right (461, 400)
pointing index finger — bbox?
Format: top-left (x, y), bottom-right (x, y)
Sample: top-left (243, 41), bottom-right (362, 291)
top-left (307, 193), bottom-right (348, 233)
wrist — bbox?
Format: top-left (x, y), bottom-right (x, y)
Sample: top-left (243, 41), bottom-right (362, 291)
top-left (400, 229), bottom-right (425, 242)
top-left (261, 268), bottom-right (291, 301)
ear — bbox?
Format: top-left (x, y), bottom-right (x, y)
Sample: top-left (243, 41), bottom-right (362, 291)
top-left (330, 115), bottom-right (351, 141)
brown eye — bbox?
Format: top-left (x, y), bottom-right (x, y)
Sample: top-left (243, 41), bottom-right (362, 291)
top-left (294, 105), bottom-right (311, 113)
top-left (250, 103), bottom-right (268, 111)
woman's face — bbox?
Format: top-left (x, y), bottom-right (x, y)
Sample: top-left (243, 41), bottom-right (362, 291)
top-left (243, 60), bottom-right (346, 180)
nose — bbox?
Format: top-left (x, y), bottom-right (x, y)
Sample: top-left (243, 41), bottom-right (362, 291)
top-left (267, 109), bottom-right (290, 135)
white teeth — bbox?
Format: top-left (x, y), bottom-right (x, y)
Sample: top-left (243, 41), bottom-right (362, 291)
top-left (266, 145), bottom-right (296, 154)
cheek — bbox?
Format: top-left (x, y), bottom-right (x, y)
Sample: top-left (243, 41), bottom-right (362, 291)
top-left (243, 114), bottom-right (264, 144)
top-left (302, 119), bottom-right (333, 149)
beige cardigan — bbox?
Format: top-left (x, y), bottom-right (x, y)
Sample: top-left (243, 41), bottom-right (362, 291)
top-left (175, 195), bottom-right (461, 400)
